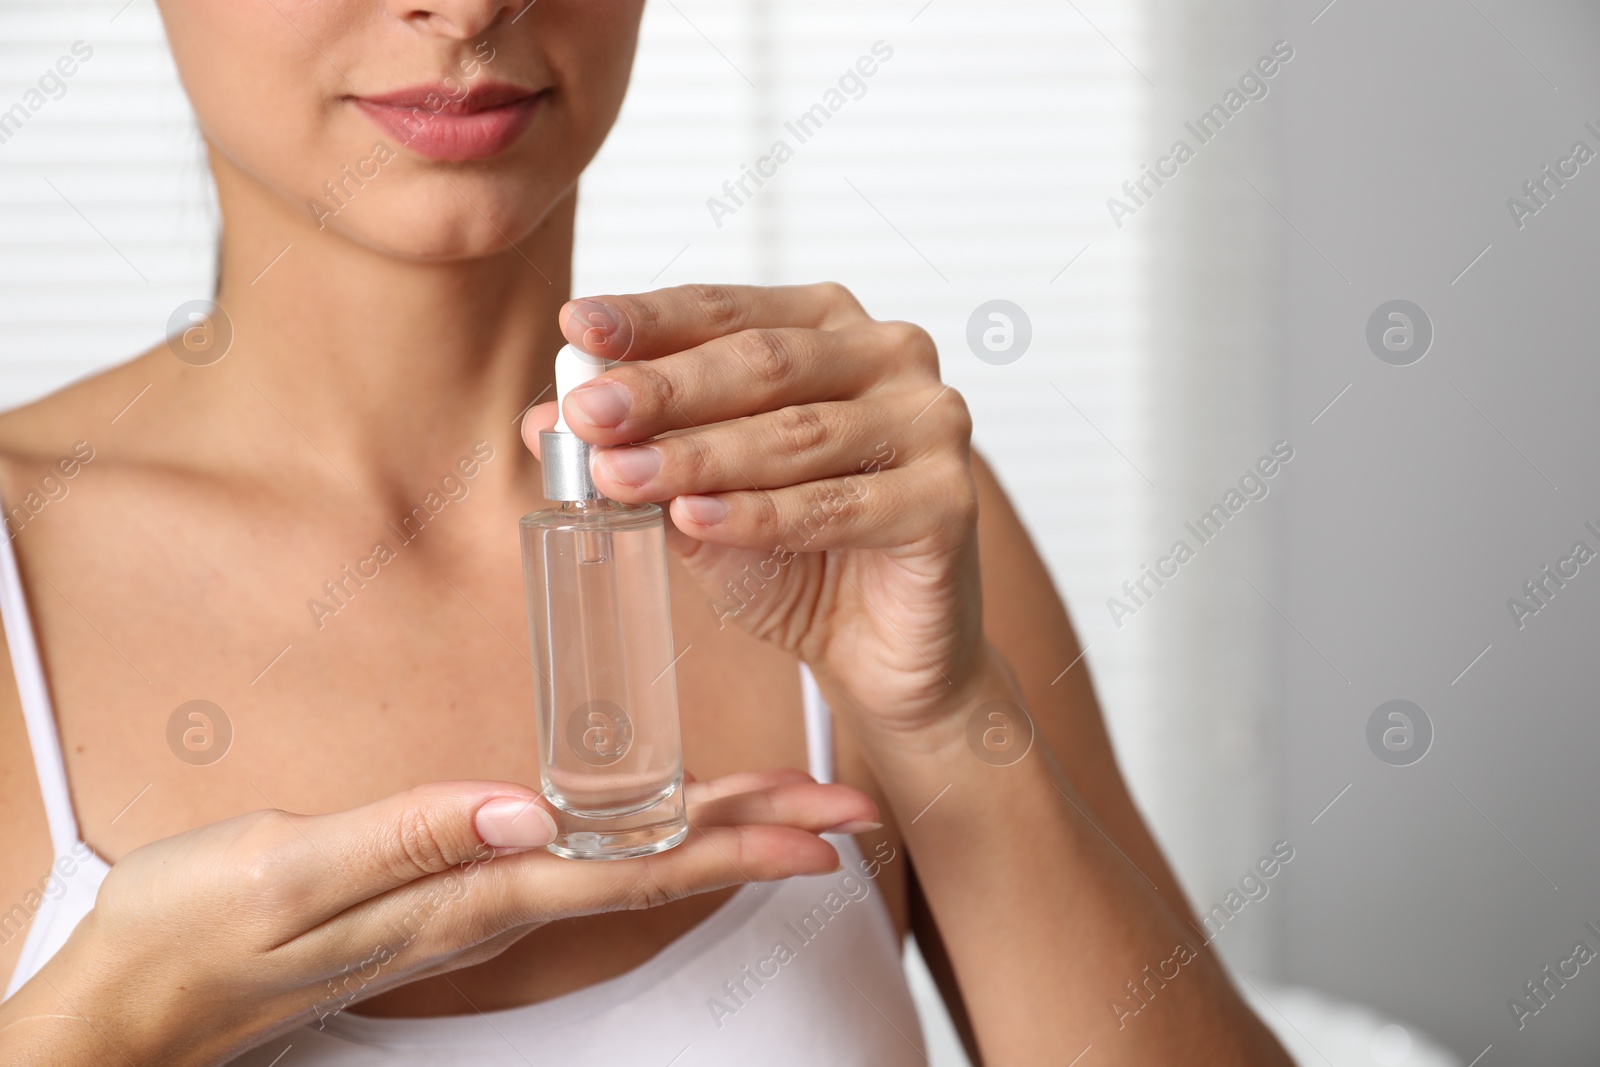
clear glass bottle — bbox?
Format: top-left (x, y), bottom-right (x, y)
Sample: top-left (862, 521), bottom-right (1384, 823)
top-left (520, 346), bottom-right (688, 860)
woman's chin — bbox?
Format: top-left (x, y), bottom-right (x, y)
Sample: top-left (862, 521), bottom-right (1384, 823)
top-left (313, 206), bottom-right (554, 265)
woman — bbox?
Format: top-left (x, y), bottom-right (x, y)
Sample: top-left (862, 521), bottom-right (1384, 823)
top-left (0, 1), bottom-right (1289, 1063)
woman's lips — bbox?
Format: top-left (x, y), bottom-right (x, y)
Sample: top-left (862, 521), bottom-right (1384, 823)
top-left (352, 82), bottom-right (546, 162)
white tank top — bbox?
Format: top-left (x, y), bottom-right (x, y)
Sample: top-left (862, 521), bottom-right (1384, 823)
top-left (0, 516), bottom-right (925, 1065)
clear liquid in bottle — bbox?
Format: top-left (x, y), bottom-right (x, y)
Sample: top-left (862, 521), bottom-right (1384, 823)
top-left (521, 499), bottom-right (688, 859)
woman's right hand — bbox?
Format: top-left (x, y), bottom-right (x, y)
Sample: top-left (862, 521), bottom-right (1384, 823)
top-left (0, 770), bottom-right (874, 1067)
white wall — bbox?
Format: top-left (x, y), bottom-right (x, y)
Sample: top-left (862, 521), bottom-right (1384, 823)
top-left (1275, 1), bottom-right (1600, 1063)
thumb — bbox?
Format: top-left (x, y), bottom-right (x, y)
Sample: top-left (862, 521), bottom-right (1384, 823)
top-left (520, 401), bottom-right (559, 460)
top-left (296, 782), bottom-right (559, 912)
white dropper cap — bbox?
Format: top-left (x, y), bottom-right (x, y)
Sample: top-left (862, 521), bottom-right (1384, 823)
top-left (541, 345), bottom-right (614, 501)
top-left (552, 344), bottom-right (610, 433)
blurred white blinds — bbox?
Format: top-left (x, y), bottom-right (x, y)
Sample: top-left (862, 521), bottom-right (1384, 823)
top-left (0, 0), bottom-right (215, 401)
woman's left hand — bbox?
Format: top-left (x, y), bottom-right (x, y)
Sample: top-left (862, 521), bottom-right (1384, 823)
top-left (522, 282), bottom-right (993, 737)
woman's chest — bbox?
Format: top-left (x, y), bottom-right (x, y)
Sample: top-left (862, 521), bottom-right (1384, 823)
top-left (8, 473), bottom-right (908, 1023)
top-left (17, 494), bottom-right (811, 862)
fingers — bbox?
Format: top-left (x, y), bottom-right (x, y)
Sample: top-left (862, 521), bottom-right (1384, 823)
top-left (288, 782), bottom-right (558, 918)
top-left (591, 400), bottom-right (899, 500)
top-left (682, 767), bottom-right (815, 804)
top-left (560, 282), bottom-right (867, 362)
top-left (561, 324), bottom-right (898, 446)
top-left (492, 822), bottom-right (845, 926)
top-left (689, 779), bottom-right (880, 834)
top-left (521, 399), bottom-right (558, 458)
top-left (296, 769), bottom-right (854, 924)
top-left (667, 464), bottom-right (976, 553)
top-left (293, 776), bottom-right (865, 964)
top-left (303, 823), bottom-right (839, 966)
top-left (516, 320), bottom-right (972, 562)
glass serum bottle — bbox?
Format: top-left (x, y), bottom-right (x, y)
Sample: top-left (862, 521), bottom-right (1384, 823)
top-left (521, 345), bottom-right (689, 860)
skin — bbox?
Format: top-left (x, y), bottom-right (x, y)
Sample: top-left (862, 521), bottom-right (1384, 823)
top-left (0, 1), bottom-right (1291, 1064)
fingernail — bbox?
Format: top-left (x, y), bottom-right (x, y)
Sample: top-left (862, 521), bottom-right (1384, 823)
top-left (567, 299), bottom-right (632, 354)
top-left (475, 797), bottom-right (557, 849)
top-left (679, 495), bottom-right (729, 525)
top-left (599, 445), bottom-right (662, 487)
top-left (823, 820), bottom-right (883, 835)
top-left (567, 381), bottom-right (631, 428)
top-left (568, 298), bottom-right (616, 338)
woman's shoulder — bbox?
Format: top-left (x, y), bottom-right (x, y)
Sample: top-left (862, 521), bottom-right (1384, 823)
top-left (0, 344), bottom-right (165, 505)
top-left (0, 351), bottom-right (171, 989)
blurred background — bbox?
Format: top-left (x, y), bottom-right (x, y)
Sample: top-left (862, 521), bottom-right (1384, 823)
top-left (4, 0), bottom-right (1599, 1063)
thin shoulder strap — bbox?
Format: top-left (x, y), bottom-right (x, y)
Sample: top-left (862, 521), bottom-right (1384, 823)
top-left (0, 515), bottom-right (81, 858)
top-left (798, 661), bottom-right (834, 785)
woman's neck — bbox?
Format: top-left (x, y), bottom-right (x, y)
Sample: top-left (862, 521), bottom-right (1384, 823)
top-left (149, 149), bottom-right (572, 500)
